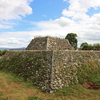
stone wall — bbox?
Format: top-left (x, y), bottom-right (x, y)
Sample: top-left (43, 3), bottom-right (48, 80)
top-left (0, 50), bottom-right (53, 91)
top-left (47, 36), bottom-right (74, 50)
top-left (50, 50), bottom-right (100, 90)
top-left (26, 36), bottom-right (74, 50)
top-left (26, 37), bottom-right (47, 50)
top-left (0, 50), bottom-right (100, 92)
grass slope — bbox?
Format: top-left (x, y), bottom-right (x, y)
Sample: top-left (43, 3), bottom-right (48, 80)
top-left (0, 71), bottom-right (54, 100)
top-left (0, 71), bottom-right (100, 100)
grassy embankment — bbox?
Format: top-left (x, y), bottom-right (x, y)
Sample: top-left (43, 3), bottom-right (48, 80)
top-left (0, 51), bottom-right (100, 100)
top-left (0, 62), bottom-right (100, 100)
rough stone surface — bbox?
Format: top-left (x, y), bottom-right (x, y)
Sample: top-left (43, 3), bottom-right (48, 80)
top-left (50, 50), bottom-right (100, 90)
top-left (0, 50), bottom-right (53, 91)
top-left (0, 37), bottom-right (100, 92)
top-left (26, 36), bottom-right (74, 50)
top-left (0, 50), bottom-right (100, 92)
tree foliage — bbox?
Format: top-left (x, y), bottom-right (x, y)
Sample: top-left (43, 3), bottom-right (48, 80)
top-left (0, 49), bottom-right (7, 56)
top-left (80, 43), bottom-right (100, 50)
top-left (65, 33), bottom-right (78, 49)
top-left (80, 42), bottom-right (89, 50)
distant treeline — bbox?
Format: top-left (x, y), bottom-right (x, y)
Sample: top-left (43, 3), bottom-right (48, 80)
top-left (80, 42), bottom-right (100, 50)
top-left (0, 49), bottom-right (7, 56)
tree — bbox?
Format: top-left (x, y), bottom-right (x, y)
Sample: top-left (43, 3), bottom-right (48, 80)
top-left (0, 49), bottom-right (7, 56)
top-left (65, 33), bottom-right (78, 49)
top-left (80, 42), bottom-right (89, 50)
top-left (80, 43), bottom-right (100, 50)
top-left (93, 43), bottom-right (100, 50)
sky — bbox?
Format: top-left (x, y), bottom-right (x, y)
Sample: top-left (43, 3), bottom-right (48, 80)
top-left (0, 0), bottom-right (100, 48)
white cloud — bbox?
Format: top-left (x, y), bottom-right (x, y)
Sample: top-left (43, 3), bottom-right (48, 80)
top-left (67, 0), bottom-right (100, 13)
top-left (0, 0), bottom-right (33, 20)
top-left (32, 17), bottom-right (76, 30)
top-left (60, 0), bottom-right (100, 46)
top-left (0, 0), bottom-right (33, 29)
top-left (54, 17), bottom-right (76, 27)
top-left (0, 31), bottom-right (33, 48)
top-left (0, 24), bottom-right (11, 29)
top-left (1, 0), bottom-right (100, 48)
top-left (1, 14), bottom-right (100, 48)
top-left (62, 0), bottom-right (100, 23)
top-left (91, 13), bottom-right (100, 25)
top-left (32, 21), bottom-right (60, 30)
top-left (62, 9), bottom-right (75, 17)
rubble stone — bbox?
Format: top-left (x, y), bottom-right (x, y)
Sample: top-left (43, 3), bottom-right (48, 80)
top-left (0, 36), bottom-right (100, 92)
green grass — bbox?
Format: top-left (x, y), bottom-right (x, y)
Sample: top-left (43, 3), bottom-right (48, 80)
top-left (28, 97), bottom-right (54, 100)
top-left (0, 71), bottom-right (100, 100)
top-left (77, 59), bottom-right (100, 84)
top-left (1, 57), bottom-right (100, 100)
top-left (0, 71), bottom-right (54, 100)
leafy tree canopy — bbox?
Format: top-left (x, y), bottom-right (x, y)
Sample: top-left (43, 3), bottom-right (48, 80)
top-left (80, 42), bottom-right (89, 50)
top-left (80, 43), bottom-right (100, 50)
top-left (65, 33), bottom-right (78, 49)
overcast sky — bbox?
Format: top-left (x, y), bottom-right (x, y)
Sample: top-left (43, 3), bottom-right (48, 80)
top-left (0, 0), bottom-right (100, 48)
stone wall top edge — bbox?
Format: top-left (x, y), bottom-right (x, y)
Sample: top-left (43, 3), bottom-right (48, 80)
top-left (34, 36), bottom-right (60, 39)
top-left (9, 50), bottom-right (54, 52)
top-left (8, 50), bottom-right (100, 53)
top-left (34, 36), bottom-right (65, 41)
top-left (52, 50), bottom-right (100, 52)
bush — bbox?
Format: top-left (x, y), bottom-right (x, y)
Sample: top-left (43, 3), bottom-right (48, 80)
top-left (0, 49), bottom-right (7, 56)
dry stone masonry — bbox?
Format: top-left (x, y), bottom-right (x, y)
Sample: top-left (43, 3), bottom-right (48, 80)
top-left (0, 36), bottom-right (100, 93)
top-left (26, 36), bottom-right (74, 50)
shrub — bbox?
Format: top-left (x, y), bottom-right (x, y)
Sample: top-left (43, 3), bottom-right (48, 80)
top-left (0, 49), bottom-right (7, 56)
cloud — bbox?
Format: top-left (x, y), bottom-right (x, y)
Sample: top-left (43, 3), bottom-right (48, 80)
top-left (60, 0), bottom-right (100, 45)
top-left (54, 17), bottom-right (76, 27)
top-left (0, 0), bottom-right (33, 20)
top-left (32, 17), bottom-right (76, 30)
top-left (62, 0), bottom-right (100, 22)
top-left (91, 13), bottom-right (100, 24)
top-left (1, 0), bottom-right (100, 48)
top-left (0, 31), bottom-right (34, 48)
top-left (0, 0), bottom-right (33, 29)
top-left (32, 21), bottom-right (60, 30)
top-left (65, 0), bottom-right (100, 13)
top-left (1, 14), bottom-right (100, 48)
